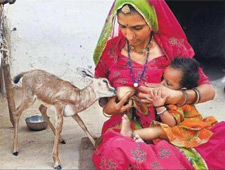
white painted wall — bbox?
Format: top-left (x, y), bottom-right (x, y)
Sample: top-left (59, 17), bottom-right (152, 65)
top-left (4, 0), bottom-right (112, 86)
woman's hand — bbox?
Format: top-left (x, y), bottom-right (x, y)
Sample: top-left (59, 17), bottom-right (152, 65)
top-left (103, 92), bottom-right (133, 115)
top-left (148, 88), bottom-right (169, 107)
top-left (137, 83), bottom-right (182, 106)
top-left (138, 83), bottom-right (215, 106)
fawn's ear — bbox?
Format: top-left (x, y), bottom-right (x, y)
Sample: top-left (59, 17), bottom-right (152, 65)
top-left (77, 68), bottom-right (94, 79)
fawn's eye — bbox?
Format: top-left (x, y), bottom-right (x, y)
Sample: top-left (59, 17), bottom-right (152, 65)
top-left (102, 79), bottom-right (108, 84)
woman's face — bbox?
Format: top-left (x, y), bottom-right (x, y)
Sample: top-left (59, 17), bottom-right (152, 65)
top-left (117, 11), bottom-right (151, 47)
top-left (161, 66), bottom-right (183, 90)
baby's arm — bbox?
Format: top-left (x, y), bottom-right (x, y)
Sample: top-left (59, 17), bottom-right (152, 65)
top-left (155, 107), bottom-right (176, 127)
top-left (147, 88), bottom-right (176, 127)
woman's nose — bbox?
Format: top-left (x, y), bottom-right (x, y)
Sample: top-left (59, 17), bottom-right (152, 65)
top-left (125, 29), bottom-right (135, 41)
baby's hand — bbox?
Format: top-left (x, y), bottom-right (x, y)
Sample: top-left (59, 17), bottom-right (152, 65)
top-left (147, 88), bottom-right (168, 106)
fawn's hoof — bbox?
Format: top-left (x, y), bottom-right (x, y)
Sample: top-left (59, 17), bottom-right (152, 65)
top-left (13, 152), bottom-right (18, 156)
top-left (60, 140), bottom-right (66, 144)
top-left (54, 165), bottom-right (62, 170)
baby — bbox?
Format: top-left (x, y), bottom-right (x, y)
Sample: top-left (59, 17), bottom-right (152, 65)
top-left (120, 57), bottom-right (217, 148)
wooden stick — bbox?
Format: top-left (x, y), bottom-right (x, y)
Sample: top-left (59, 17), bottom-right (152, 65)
top-left (0, 5), bottom-right (15, 127)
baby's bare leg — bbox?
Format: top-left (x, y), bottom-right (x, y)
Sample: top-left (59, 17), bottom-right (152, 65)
top-left (120, 114), bottom-right (132, 137)
top-left (133, 126), bottom-right (167, 141)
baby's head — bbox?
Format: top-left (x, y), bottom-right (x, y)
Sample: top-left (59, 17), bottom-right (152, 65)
top-left (161, 57), bottom-right (200, 90)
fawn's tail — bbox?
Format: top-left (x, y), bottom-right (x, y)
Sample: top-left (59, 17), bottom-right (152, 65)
top-left (13, 72), bottom-right (25, 84)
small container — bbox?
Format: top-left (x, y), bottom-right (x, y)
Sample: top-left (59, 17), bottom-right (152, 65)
top-left (25, 115), bottom-right (48, 131)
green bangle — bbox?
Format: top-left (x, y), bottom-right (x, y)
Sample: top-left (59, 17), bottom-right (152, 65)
top-left (177, 89), bottom-right (189, 107)
top-left (192, 87), bottom-right (201, 104)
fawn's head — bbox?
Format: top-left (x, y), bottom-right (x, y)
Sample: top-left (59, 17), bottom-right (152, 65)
top-left (77, 68), bottom-right (116, 98)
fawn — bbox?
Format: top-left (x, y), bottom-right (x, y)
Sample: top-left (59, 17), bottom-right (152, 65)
top-left (12, 68), bottom-right (115, 169)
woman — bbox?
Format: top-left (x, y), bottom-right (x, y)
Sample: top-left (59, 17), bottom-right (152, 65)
top-left (120, 57), bottom-right (217, 149)
top-left (93, 0), bottom-right (225, 169)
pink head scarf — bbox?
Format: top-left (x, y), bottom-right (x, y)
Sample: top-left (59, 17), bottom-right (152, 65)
top-left (93, 0), bottom-right (194, 65)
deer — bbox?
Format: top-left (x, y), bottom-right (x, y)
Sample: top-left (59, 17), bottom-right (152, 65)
top-left (12, 68), bottom-right (116, 170)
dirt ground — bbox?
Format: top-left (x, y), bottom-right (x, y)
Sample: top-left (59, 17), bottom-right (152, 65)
top-left (0, 76), bottom-right (225, 169)
top-left (0, 89), bottom-right (107, 169)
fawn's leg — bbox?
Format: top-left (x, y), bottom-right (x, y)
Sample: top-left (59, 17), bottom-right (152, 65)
top-left (72, 114), bottom-right (95, 146)
top-left (39, 104), bottom-right (65, 144)
top-left (52, 105), bottom-right (63, 170)
top-left (13, 92), bottom-right (35, 155)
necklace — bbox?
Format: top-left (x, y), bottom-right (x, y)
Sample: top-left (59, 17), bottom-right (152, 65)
top-left (130, 43), bottom-right (152, 55)
top-left (127, 32), bottom-right (153, 87)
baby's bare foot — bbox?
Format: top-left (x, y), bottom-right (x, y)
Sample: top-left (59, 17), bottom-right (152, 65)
top-left (133, 134), bottom-right (144, 143)
top-left (120, 114), bottom-right (132, 137)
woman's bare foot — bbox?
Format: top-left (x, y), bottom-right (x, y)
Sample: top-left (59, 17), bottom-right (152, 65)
top-left (120, 114), bottom-right (132, 137)
top-left (133, 134), bottom-right (144, 143)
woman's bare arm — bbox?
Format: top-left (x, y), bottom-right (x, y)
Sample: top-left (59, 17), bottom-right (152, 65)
top-left (177, 84), bottom-right (215, 104)
top-left (103, 92), bottom-right (133, 115)
top-left (137, 83), bottom-right (215, 106)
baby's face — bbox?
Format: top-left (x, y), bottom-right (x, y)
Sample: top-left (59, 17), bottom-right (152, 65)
top-left (161, 66), bottom-right (183, 90)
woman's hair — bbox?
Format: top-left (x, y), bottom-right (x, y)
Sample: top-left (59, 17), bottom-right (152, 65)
top-left (170, 57), bottom-right (200, 89)
top-left (117, 4), bottom-right (137, 15)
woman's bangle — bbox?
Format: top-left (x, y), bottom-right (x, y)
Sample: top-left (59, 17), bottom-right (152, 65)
top-left (102, 110), bottom-right (111, 118)
top-left (157, 107), bottom-right (167, 115)
top-left (192, 87), bottom-right (201, 104)
top-left (177, 89), bottom-right (189, 107)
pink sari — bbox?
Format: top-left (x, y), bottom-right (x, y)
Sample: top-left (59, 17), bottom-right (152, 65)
top-left (93, 0), bottom-right (225, 169)
top-left (93, 123), bottom-right (225, 169)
